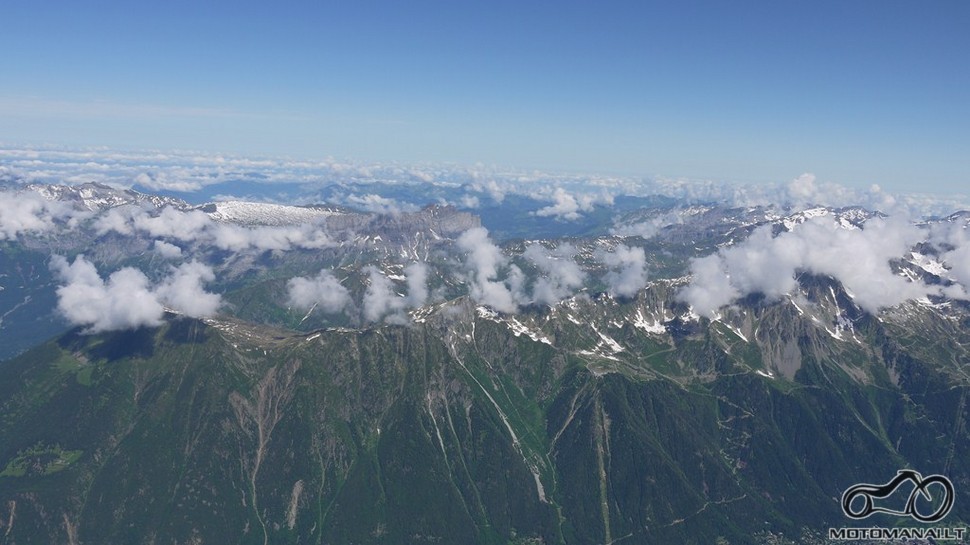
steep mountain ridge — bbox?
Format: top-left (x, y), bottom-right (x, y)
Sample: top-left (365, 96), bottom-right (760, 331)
top-left (1, 279), bottom-right (967, 544)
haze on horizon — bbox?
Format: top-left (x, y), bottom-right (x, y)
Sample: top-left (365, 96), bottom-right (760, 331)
top-left (1, 0), bottom-right (968, 194)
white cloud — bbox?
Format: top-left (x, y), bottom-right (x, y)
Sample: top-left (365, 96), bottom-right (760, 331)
top-left (785, 172), bottom-right (868, 210)
top-left (362, 267), bottom-right (405, 323)
top-left (286, 269), bottom-right (353, 314)
top-left (154, 261), bottom-right (222, 318)
top-left (458, 227), bottom-right (504, 280)
top-left (596, 244), bottom-right (648, 298)
top-left (535, 188), bottom-right (586, 220)
top-left (522, 243), bottom-right (586, 305)
top-left (0, 190), bottom-right (83, 239)
top-left (611, 210), bottom-right (685, 239)
top-left (94, 205), bottom-right (140, 235)
top-left (404, 262), bottom-right (430, 308)
top-left (362, 263), bottom-right (431, 323)
top-left (677, 254), bottom-right (739, 318)
top-left (469, 179), bottom-right (507, 203)
top-left (51, 255), bottom-right (165, 333)
top-left (344, 194), bottom-right (416, 215)
top-left (134, 206), bottom-right (213, 241)
top-left (457, 227), bottom-right (522, 313)
top-left (786, 173), bottom-right (820, 205)
top-left (208, 223), bottom-right (335, 252)
top-left (96, 205), bottom-right (336, 252)
top-left (532, 186), bottom-right (614, 221)
top-left (934, 222), bottom-right (970, 296)
top-left (134, 171), bottom-right (205, 192)
top-left (460, 194), bottom-right (480, 208)
top-left (944, 244), bottom-right (970, 295)
top-left (5, 145), bottom-right (970, 220)
top-left (50, 255), bottom-right (221, 333)
top-left (8, 140), bottom-right (970, 231)
top-left (152, 240), bottom-right (183, 259)
top-left (679, 217), bottom-right (940, 317)
top-left (645, 172), bottom-right (970, 217)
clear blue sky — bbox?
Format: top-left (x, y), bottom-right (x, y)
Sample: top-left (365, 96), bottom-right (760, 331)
top-left (1, 0), bottom-right (968, 193)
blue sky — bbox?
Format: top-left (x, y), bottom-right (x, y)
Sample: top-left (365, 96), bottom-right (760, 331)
top-left (1, 1), bottom-right (968, 193)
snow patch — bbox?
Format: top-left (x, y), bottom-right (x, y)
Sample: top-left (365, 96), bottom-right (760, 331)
top-left (911, 252), bottom-right (948, 277)
top-left (204, 201), bottom-right (340, 226)
top-left (632, 309), bottom-right (666, 334)
top-left (782, 207), bottom-right (830, 230)
top-left (577, 349), bottom-right (621, 362)
top-left (506, 317), bottom-right (553, 345)
top-left (591, 325), bottom-right (623, 353)
top-left (723, 323), bottom-right (748, 342)
top-left (476, 306), bottom-right (499, 321)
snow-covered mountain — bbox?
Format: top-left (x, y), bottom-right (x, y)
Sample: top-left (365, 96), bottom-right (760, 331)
top-left (27, 181), bottom-right (189, 211)
top-left (197, 201), bottom-right (349, 226)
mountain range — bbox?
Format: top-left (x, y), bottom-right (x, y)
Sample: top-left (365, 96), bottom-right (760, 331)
top-left (1, 180), bottom-right (968, 544)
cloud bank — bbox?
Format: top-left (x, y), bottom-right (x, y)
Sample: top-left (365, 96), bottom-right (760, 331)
top-left (5, 145), bottom-right (970, 222)
top-left (96, 205), bottom-right (336, 252)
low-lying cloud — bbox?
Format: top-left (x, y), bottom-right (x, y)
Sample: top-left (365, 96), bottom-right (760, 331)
top-left (96, 205), bottom-right (336, 252)
top-left (153, 261), bottom-right (223, 319)
top-left (152, 240), bottom-right (183, 259)
top-left (286, 269), bottom-right (353, 315)
top-left (6, 145), bottom-right (970, 222)
top-left (934, 221), bottom-right (970, 296)
top-left (535, 188), bottom-right (593, 221)
top-left (51, 256), bottom-right (221, 332)
top-left (343, 194), bottom-right (418, 215)
top-left (522, 243), bottom-right (586, 305)
top-left (596, 244), bottom-right (648, 298)
top-left (362, 263), bottom-right (429, 323)
top-left (534, 187), bottom-right (613, 221)
top-left (457, 227), bottom-right (523, 313)
top-left (0, 189), bottom-right (87, 239)
top-left (678, 216), bottom-right (956, 317)
top-left (287, 263), bottom-right (430, 323)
